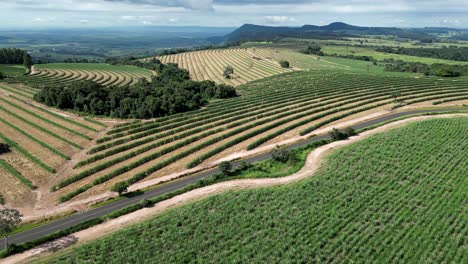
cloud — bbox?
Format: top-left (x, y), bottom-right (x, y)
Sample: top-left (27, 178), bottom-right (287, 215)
top-left (104, 0), bottom-right (213, 10)
top-left (264, 16), bottom-right (296, 24)
top-left (33, 17), bottom-right (56, 22)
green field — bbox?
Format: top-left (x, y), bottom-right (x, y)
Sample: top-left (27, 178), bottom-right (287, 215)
top-left (14, 63), bottom-right (153, 87)
top-left (322, 45), bottom-right (468, 65)
top-left (42, 117), bottom-right (467, 263)
top-left (0, 65), bottom-right (26, 77)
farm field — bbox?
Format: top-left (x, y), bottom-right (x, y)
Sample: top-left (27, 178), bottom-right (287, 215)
top-left (322, 45), bottom-right (468, 65)
top-left (156, 48), bottom-right (294, 86)
top-left (40, 117), bottom-right (467, 263)
top-left (0, 65), bottom-right (26, 77)
top-left (247, 47), bottom-right (418, 76)
top-left (0, 81), bottom-right (107, 208)
top-left (12, 63), bottom-right (153, 87)
top-left (46, 70), bottom-right (468, 207)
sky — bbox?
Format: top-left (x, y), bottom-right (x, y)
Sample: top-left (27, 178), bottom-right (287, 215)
top-left (0, 0), bottom-right (467, 29)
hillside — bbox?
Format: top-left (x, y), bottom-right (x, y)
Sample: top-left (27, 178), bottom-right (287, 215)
top-left (155, 48), bottom-right (295, 86)
top-left (40, 117), bottom-right (467, 263)
top-left (223, 22), bottom-right (434, 43)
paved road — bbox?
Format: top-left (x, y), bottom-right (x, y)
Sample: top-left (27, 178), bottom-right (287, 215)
top-left (0, 108), bottom-right (461, 250)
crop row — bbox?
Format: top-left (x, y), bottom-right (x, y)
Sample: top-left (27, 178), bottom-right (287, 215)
top-left (58, 72), bottom-right (468, 202)
top-left (0, 132), bottom-right (55, 173)
top-left (0, 159), bottom-right (35, 189)
top-left (9, 94), bottom-right (99, 133)
top-left (0, 97), bottom-right (91, 141)
top-left (0, 105), bottom-right (82, 149)
top-left (0, 116), bottom-right (70, 160)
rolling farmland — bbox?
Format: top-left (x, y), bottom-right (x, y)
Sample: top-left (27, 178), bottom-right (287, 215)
top-left (14, 63), bottom-right (153, 87)
top-left (48, 71), bottom-right (468, 205)
top-left (42, 117), bottom-right (467, 263)
top-left (156, 48), bottom-right (294, 86)
top-left (0, 81), bottom-right (106, 208)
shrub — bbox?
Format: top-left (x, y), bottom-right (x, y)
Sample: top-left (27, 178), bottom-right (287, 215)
top-left (329, 127), bottom-right (356, 141)
top-left (279, 60), bottom-right (290, 68)
top-left (271, 147), bottom-right (294, 163)
top-left (219, 161), bottom-right (232, 175)
top-left (0, 143), bottom-right (10, 155)
top-left (223, 66), bottom-right (234, 79)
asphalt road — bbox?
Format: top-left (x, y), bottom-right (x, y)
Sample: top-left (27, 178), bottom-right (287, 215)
top-left (0, 108), bottom-right (460, 250)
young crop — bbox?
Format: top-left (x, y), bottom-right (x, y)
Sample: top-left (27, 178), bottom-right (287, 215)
top-left (0, 160), bottom-right (35, 189)
top-left (0, 132), bottom-right (55, 173)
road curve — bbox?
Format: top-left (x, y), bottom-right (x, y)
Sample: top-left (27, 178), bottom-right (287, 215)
top-left (0, 108), bottom-right (462, 251)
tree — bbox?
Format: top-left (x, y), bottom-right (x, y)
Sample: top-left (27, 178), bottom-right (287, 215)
top-left (0, 194), bottom-right (4, 205)
top-left (0, 72), bottom-right (5, 80)
top-left (23, 53), bottom-right (32, 71)
top-left (279, 60), bottom-right (290, 68)
top-left (218, 161), bottom-right (232, 176)
top-left (223, 66), bottom-right (234, 79)
top-left (111, 181), bottom-right (129, 195)
top-left (0, 208), bottom-right (22, 251)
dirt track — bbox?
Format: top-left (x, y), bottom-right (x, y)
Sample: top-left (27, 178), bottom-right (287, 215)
top-left (6, 113), bottom-right (466, 264)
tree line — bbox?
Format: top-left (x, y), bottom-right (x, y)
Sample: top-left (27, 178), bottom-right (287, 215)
top-left (377, 46), bottom-right (468, 62)
top-left (34, 60), bottom-right (237, 119)
top-left (0, 48), bottom-right (32, 71)
top-left (383, 58), bottom-right (467, 77)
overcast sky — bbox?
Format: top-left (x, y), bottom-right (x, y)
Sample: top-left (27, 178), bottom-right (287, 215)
top-left (1, 0), bottom-right (467, 29)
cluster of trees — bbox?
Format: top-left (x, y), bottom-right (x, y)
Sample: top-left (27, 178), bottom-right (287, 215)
top-left (0, 48), bottom-right (32, 71)
top-left (34, 62), bottom-right (237, 119)
top-left (328, 53), bottom-right (377, 62)
top-left (0, 48), bottom-right (26, 64)
top-left (383, 59), bottom-right (467, 77)
top-left (300, 45), bottom-right (324, 56)
top-left (377, 46), bottom-right (468, 62)
top-left (63, 58), bottom-right (100, 63)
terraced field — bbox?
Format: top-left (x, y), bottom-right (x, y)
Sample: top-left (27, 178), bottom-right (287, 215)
top-left (14, 63), bottom-right (153, 87)
top-left (0, 82), bottom-right (107, 208)
top-left (49, 71), bottom-right (468, 204)
top-left (0, 65), bottom-right (26, 77)
top-left (42, 117), bottom-right (468, 263)
top-left (156, 48), bottom-right (294, 86)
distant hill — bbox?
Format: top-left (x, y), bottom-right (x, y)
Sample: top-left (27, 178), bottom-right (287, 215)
top-left (222, 22), bottom-right (466, 43)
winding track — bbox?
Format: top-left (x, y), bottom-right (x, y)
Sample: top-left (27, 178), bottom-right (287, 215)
top-left (0, 108), bottom-right (462, 251)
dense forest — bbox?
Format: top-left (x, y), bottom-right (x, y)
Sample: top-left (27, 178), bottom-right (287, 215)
top-left (377, 46), bottom-right (468, 62)
top-left (383, 58), bottom-right (468, 77)
top-left (0, 48), bottom-right (27, 64)
top-left (34, 60), bottom-right (237, 118)
top-left (0, 48), bottom-right (32, 71)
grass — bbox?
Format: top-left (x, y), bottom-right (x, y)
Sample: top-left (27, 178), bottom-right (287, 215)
top-left (40, 117), bottom-right (467, 263)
